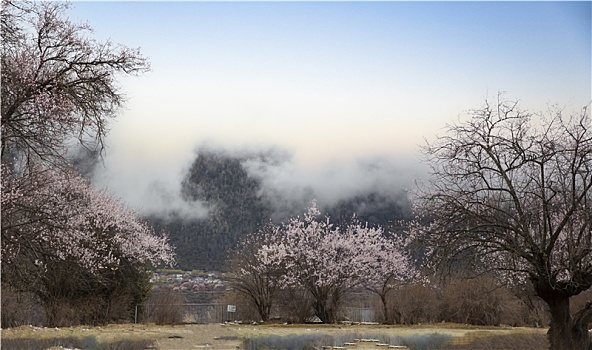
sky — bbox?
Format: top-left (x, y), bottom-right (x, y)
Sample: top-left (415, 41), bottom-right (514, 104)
top-left (68, 1), bottom-right (592, 217)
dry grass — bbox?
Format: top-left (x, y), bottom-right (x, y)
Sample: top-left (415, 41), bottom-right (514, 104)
top-left (1, 323), bottom-right (548, 350)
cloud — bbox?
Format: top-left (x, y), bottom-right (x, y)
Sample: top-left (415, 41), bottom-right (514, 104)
top-left (142, 180), bottom-right (209, 221)
top-left (242, 150), bottom-right (423, 221)
top-left (91, 135), bottom-right (425, 224)
top-left (90, 146), bottom-right (209, 222)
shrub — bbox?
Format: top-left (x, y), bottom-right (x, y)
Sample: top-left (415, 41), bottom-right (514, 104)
top-left (438, 276), bottom-right (526, 326)
top-left (395, 333), bottom-right (453, 350)
top-left (243, 334), bottom-right (330, 350)
top-left (390, 277), bottom-right (553, 327)
top-left (391, 283), bottom-right (440, 324)
top-left (1, 337), bottom-right (80, 350)
top-left (217, 289), bottom-right (261, 323)
top-left (1, 286), bottom-right (45, 327)
top-left (442, 332), bottom-right (548, 350)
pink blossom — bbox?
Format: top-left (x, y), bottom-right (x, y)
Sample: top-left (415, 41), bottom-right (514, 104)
top-left (2, 166), bottom-right (175, 273)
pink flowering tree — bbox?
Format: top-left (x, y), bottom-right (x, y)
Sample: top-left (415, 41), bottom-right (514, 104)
top-left (412, 97), bottom-right (592, 350)
top-left (0, 0), bottom-right (162, 326)
top-left (1, 165), bottom-right (175, 325)
top-left (1, 0), bottom-right (149, 167)
top-left (247, 201), bottom-right (414, 324)
top-left (1, 165), bottom-right (174, 325)
top-left (1, 166), bottom-right (174, 271)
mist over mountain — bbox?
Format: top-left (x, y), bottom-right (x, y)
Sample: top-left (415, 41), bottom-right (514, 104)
top-left (144, 146), bottom-right (415, 271)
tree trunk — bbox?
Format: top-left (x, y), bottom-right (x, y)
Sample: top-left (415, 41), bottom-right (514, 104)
top-left (380, 294), bottom-right (390, 324)
top-left (312, 288), bottom-right (341, 323)
top-left (544, 293), bottom-right (592, 350)
top-left (309, 286), bottom-right (343, 323)
top-left (313, 298), bottom-right (336, 323)
top-left (255, 299), bottom-right (270, 322)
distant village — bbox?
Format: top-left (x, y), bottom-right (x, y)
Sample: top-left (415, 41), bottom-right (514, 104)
top-left (150, 270), bottom-right (228, 303)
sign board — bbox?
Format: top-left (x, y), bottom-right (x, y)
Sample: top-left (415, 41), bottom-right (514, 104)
top-left (227, 305), bottom-right (236, 313)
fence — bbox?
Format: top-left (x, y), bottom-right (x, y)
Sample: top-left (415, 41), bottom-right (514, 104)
top-left (136, 303), bottom-right (239, 324)
top-left (342, 307), bottom-right (377, 323)
top-left (136, 304), bottom-right (378, 324)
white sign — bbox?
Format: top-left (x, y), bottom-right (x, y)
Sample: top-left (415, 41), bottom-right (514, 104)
top-left (227, 305), bottom-right (236, 313)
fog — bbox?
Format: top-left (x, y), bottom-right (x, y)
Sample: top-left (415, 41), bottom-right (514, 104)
top-left (242, 150), bottom-right (421, 221)
top-left (91, 139), bottom-right (425, 222)
top-left (91, 146), bottom-right (210, 222)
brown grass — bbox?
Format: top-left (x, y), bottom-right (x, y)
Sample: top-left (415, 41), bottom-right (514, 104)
top-left (1, 323), bottom-right (548, 350)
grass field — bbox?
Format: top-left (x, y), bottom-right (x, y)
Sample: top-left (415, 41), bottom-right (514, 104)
top-left (1, 323), bottom-right (549, 350)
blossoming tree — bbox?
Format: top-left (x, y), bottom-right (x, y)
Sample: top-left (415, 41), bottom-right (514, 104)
top-left (363, 230), bottom-right (416, 324)
top-left (412, 97), bottom-right (592, 350)
top-left (0, 1), bottom-right (172, 326)
top-left (1, 166), bottom-right (175, 325)
top-left (1, 0), bottom-right (149, 167)
top-left (240, 201), bottom-right (414, 323)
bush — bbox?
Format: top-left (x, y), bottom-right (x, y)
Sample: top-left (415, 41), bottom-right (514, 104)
top-left (438, 276), bottom-right (526, 326)
top-left (391, 283), bottom-right (440, 324)
top-left (217, 289), bottom-right (261, 323)
top-left (395, 333), bottom-right (453, 350)
top-left (1, 337), bottom-right (80, 350)
top-left (390, 276), bottom-right (550, 327)
top-left (440, 332), bottom-right (548, 350)
top-left (34, 260), bottom-right (152, 327)
top-left (243, 334), bottom-right (330, 350)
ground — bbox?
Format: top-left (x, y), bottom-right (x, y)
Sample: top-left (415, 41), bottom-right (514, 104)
top-left (1, 323), bottom-right (548, 350)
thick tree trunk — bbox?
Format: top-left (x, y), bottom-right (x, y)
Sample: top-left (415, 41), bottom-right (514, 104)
top-left (312, 288), bottom-right (341, 323)
top-left (313, 298), bottom-right (337, 323)
top-left (544, 294), bottom-right (592, 350)
top-left (309, 286), bottom-right (343, 323)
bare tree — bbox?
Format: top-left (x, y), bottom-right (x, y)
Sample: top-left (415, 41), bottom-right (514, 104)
top-left (412, 96), bottom-right (592, 350)
top-left (366, 275), bottom-right (402, 324)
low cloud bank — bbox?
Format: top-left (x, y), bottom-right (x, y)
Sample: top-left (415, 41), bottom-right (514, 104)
top-left (91, 142), bottom-right (424, 223)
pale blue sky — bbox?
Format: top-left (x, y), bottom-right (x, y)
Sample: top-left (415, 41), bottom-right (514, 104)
top-left (68, 1), bottom-right (591, 213)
